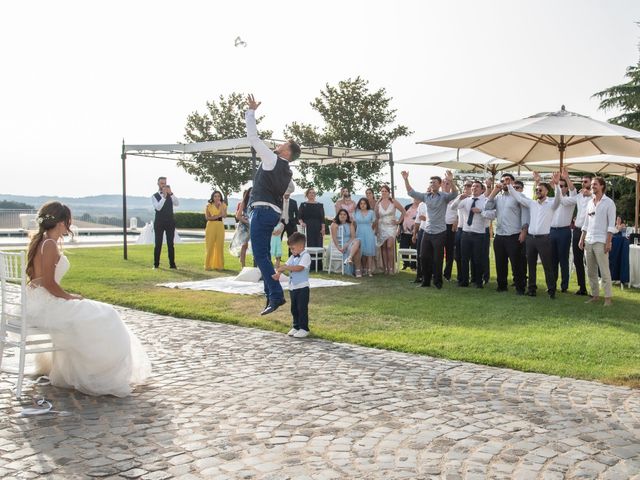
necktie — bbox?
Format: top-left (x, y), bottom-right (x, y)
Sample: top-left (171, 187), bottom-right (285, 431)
top-left (467, 198), bottom-right (478, 226)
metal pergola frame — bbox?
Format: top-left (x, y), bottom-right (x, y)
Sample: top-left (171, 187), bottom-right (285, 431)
top-left (120, 137), bottom-right (393, 260)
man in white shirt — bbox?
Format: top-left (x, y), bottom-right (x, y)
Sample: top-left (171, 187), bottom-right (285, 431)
top-left (450, 181), bottom-right (489, 288)
top-left (454, 181), bottom-right (473, 285)
top-left (508, 172), bottom-right (562, 299)
top-left (579, 177), bottom-right (617, 306)
top-left (443, 180), bottom-right (459, 281)
top-left (572, 174), bottom-right (593, 295)
top-left (550, 169), bottom-right (578, 293)
top-left (152, 177), bottom-right (180, 269)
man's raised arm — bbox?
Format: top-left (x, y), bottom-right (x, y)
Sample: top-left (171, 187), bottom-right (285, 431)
top-left (245, 94), bottom-right (277, 171)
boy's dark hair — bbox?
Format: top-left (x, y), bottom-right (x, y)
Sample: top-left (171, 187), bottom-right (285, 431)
top-left (287, 232), bottom-right (306, 246)
top-left (288, 140), bottom-right (301, 161)
top-left (501, 173), bottom-right (515, 181)
top-left (513, 180), bottom-right (524, 188)
top-left (430, 176), bottom-right (442, 184)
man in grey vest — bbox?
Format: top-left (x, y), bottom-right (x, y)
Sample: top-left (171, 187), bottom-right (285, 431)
top-left (246, 95), bottom-right (300, 315)
top-left (152, 176), bottom-right (179, 269)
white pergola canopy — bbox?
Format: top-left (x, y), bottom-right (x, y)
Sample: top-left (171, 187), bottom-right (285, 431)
top-left (124, 137), bottom-right (391, 165)
top-left (120, 137), bottom-right (393, 259)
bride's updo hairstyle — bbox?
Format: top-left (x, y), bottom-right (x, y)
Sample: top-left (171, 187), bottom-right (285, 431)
top-left (26, 201), bottom-right (72, 279)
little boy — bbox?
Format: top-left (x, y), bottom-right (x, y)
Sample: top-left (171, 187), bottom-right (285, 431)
top-left (272, 232), bottom-right (311, 338)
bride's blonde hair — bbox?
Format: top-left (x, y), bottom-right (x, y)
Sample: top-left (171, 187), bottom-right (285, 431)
top-left (26, 202), bottom-right (72, 280)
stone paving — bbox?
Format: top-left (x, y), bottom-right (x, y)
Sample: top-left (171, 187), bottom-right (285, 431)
top-left (1, 307), bottom-right (639, 479)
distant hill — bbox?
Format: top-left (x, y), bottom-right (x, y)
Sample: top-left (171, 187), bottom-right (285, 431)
top-left (0, 192), bottom-right (413, 223)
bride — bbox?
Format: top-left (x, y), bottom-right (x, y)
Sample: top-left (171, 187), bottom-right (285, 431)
top-left (25, 201), bottom-right (151, 397)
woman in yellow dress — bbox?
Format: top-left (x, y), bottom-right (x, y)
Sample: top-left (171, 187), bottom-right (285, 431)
top-left (204, 191), bottom-right (227, 270)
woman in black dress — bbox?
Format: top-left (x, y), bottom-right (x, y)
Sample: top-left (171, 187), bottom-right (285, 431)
top-left (298, 187), bottom-right (325, 271)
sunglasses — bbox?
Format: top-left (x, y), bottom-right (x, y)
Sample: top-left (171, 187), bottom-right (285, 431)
top-left (535, 188), bottom-right (544, 193)
top-left (514, 186), bottom-right (523, 190)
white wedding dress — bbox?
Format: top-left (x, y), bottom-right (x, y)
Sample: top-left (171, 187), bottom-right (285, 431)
top-left (26, 252), bottom-right (151, 397)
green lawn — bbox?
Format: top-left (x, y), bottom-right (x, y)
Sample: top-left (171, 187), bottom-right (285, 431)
top-left (61, 242), bottom-right (640, 387)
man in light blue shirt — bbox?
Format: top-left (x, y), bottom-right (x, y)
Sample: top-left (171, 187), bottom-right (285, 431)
top-left (401, 170), bottom-right (458, 289)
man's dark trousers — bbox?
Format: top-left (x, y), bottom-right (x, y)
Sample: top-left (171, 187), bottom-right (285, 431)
top-left (460, 231), bottom-right (485, 287)
top-left (572, 227), bottom-right (587, 292)
top-left (494, 233), bottom-right (525, 293)
top-left (526, 234), bottom-right (556, 295)
top-left (443, 223), bottom-right (456, 280)
top-left (421, 231), bottom-right (446, 288)
top-left (550, 226), bottom-right (572, 291)
top-left (154, 220), bottom-right (176, 268)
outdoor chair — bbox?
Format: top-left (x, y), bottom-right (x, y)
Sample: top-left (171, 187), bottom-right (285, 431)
top-left (327, 226), bottom-right (345, 275)
top-left (398, 248), bottom-right (417, 271)
top-left (0, 251), bottom-right (57, 398)
top-left (299, 227), bottom-right (324, 272)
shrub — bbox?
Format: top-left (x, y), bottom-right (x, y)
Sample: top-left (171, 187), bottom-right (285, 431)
top-left (175, 212), bottom-right (206, 229)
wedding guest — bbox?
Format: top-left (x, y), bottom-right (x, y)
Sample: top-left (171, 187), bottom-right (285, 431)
top-left (550, 168), bottom-right (578, 293)
top-left (299, 187), bottom-right (325, 271)
top-left (365, 188), bottom-right (378, 211)
top-left (245, 94), bottom-right (298, 315)
top-left (152, 176), bottom-right (179, 269)
top-left (330, 208), bottom-right (362, 276)
top-left (354, 197), bottom-right (376, 277)
top-left (412, 200), bottom-right (428, 283)
top-left (375, 185), bottom-right (405, 275)
top-left (483, 174), bottom-right (527, 295)
top-left (573, 174), bottom-right (593, 295)
top-left (579, 177), bottom-right (617, 306)
top-left (513, 180), bottom-right (530, 287)
top-left (281, 192), bottom-right (299, 244)
top-left (400, 198), bottom-right (420, 269)
top-left (450, 181), bottom-right (489, 288)
top-left (443, 181), bottom-right (459, 281)
top-left (204, 191), bottom-right (227, 271)
top-left (230, 187), bottom-right (251, 268)
top-left (335, 187), bottom-right (357, 221)
top-left (454, 181), bottom-right (473, 285)
top-left (508, 172), bottom-right (562, 299)
top-left (26, 202), bottom-right (150, 396)
top-left (402, 170), bottom-right (458, 289)
top-left (273, 232), bottom-right (311, 338)
top-left (271, 220), bottom-right (285, 269)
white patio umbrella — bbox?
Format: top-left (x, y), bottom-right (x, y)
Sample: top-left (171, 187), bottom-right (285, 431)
top-left (420, 106), bottom-right (640, 170)
top-left (396, 149), bottom-right (556, 186)
top-left (529, 154), bottom-right (640, 229)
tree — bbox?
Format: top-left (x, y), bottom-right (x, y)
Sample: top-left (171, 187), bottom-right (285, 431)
top-left (0, 200), bottom-right (34, 210)
top-left (592, 47), bottom-right (640, 223)
top-left (180, 93), bottom-right (272, 201)
top-left (284, 77), bottom-right (412, 195)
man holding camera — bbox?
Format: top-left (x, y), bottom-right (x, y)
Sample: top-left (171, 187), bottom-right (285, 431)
top-left (152, 176), bottom-right (179, 269)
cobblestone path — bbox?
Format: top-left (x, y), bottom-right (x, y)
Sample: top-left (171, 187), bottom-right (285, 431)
top-left (1, 308), bottom-right (639, 479)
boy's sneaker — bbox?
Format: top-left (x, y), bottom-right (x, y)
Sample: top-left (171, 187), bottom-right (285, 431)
top-left (287, 328), bottom-right (298, 336)
top-left (293, 329), bottom-right (309, 338)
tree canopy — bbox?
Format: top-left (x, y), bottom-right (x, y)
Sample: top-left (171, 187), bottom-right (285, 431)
top-left (284, 77), bottom-right (411, 195)
top-left (592, 42), bottom-right (640, 224)
top-left (180, 93), bottom-right (272, 201)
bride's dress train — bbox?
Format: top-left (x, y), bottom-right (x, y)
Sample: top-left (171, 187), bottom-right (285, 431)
top-left (27, 254), bottom-right (151, 397)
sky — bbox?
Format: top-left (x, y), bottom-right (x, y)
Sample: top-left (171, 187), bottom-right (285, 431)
top-left (1, 0), bottom-right (639, 200)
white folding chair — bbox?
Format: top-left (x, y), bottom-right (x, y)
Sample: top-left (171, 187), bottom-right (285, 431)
top-left (397, 248), bottom-right (418, 271)
top-left (299, 226), bottom-right (324, 273)
top-left (0, 251), bottom-right (57, 398)
top-left (327, 225), bottom-right (345, 275)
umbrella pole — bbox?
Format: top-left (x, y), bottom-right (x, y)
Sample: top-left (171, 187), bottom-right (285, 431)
top-left (558, 136), bottom-right (566, 171)
top-left (121, 139), bottom-right (128, 261)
